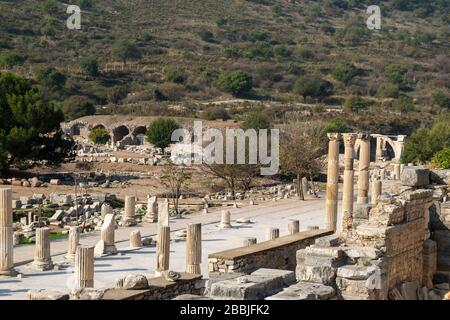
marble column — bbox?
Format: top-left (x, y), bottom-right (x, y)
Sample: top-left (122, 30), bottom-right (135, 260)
top-left (0, 188), bottom-right (17, 277)
top-left (157, 200), bottom-right (169, 228)
top-left (266, 228), bottom-right (279, 240)
top-left (96, 213), bottom-right (117, 256)
top-left (101, 203), bottom-right (112, 219)
top-left (371, 179), bottom-right (382, 205)
top-left (288, 219), bottom-right (300, 235)
top-left (31, 227), bottom-right (53, 271)
top-left (218, 210), bottom-right (232, 229)
top-left (342, 133), bottom-right (357, 233)
top-left (394, 164), bottom-right (401, 180)
top-left (130, 230), bottom-right (142, 248)
top-left (75, 245), bottom-right (94, 288)
top-left (144, 196), bottom-right (158, 223)
top-left (65, 226), bottom-right (79, 262)
top-left (123, 196), bottom-right (136, 226)
top-left (357, 133), bottom-right (370, 205)
top-left (326, 133), bottom-right (340, 232)
top-left (156, 226), bottom-right (170, 273)
top-left (243, 237), bottom-right (257, 247)
top-left (185, 223), bottom-right (201, 274)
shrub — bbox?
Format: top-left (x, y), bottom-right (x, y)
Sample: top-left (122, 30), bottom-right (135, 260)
top-left (62, 96), bottom-right (96, 120)
top-left (216, 71), bottom-right (253, 96)
top-left (0, 52), bottom-right (26, 67)
top-left (344, 96), bottom-right (367, 113)
top-left (164, 68), bottom-right (186, 84)
top-left (385, 64), bottom-right (407, 85)
top-left (146, 118), bottom-right (180, 151)
top-left (393, 95), bottom-right (414, 114)
top-left (378, 82), bottom-right (400, 98)
top-left (79, 56), bottom-right (99, 76)
top-left (332, 61), bottom-right (359, 85)
top-left (36, 67), bottom-right (66, 88)
top-left (89, 127), bottom-right (110, 145)
top-left (293, 76), bottom-right (333, 101)
top-left (203, 106), bottom-right (231, 120)
top-left (432, 147), bottom-right (450, 169)
top-left (158, 83), bottom-right (185, 101)
top-left (432, 90), bottom-right (450, 109)
top-left (198, 29), bottom-right (214, 42)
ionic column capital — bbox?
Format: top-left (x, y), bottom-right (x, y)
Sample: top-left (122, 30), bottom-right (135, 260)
top-left (327, 133), bottom-right (341, 141)
top-left (343, 133), bottom-right (357, 146)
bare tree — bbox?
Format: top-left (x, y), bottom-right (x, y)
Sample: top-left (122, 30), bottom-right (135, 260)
top-left (280, 121), bottom-right (325, 200)
top-left (160, 161), bottom-right (192, 217)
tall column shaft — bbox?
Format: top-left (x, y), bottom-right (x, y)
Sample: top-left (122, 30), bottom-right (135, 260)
top-left (357, 134), bottom-right (371, 204)
top-left (66, 226), bottom-right (79, 262)
top-left (100, 213), bottom-right (117, 254)
top-left (186, 223), bottom-right (201, 274)
top-left (156, 226), bottom-right (170, 272)
top-left (0, 189), bottom-right (16, 277)
top-left (342, 133), bottom-right (357, 233)
top-left (326, 133), bottom-right (340, 231)
top-left (371, 179), bottom-right (382, 205)
top-left (32, 227), bottom-right (53, 270)
top-left (123, 196), bottom-right (136, 226)
top-left (144, 196), bottom-right (158, 223)
top-left (101, 203), bottom-right (112, 219)
top-left (75, 246), bottom-right (94, 288)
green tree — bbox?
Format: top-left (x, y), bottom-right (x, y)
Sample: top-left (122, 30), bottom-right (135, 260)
top-left (385, 64), bottom-right (407, 85)
top-left (217, 71), bottom-right (253, 97)
top-left (432, 147), bottom-right (450, 169)
top-left (322, 117), bottom-right (350, 135)
top-left (393, 95), bottom-right (414, 114)
top-left (36, 67), bottom-right (66, 89)
top-left (88, 127), bottom-right (110, 145)
top-left (111, 39), bottom-right (141, 65)
top-left (79, 56), bottom-right (99, 76)
top-left (432, 90), bottom-right (450, 109)
top-left (401, 127), bottom-right (432, 164)
top-left (293, 76), bottom-right (333, 101)
top-left (241, 113), bottom-right (272, 130)
top-left (62, 96), bottom-right (96, 121)
top-left (344, 96), bottom-right (367, 113)
top-left (42, 0), bottom-right (58, 14)
top-left (0, 52), bottom-right (26, 67)
top-left (332, 61), bottom-right (359, 85)
top-left (0, 73), bottom-right (72, 174)
top-left (146, 118), bottom-right (180, 152)
top-left (160, 161), bottom-right (192, 217)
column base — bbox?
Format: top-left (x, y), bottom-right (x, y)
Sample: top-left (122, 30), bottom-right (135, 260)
top-left (218, 223), bottom-right (232, 229)
top-left (65, 254), bottom-right (76, 263)
top-left (30, 259), bottom-right (54, 271)
top-left (186, 264), bottom-right (201, 275)
top-left (143, 215), bottom-right (157, 223)
top-left (122, 218), bottom-right (137, 227)
top-left (0, 268), bottom-right (19, 278)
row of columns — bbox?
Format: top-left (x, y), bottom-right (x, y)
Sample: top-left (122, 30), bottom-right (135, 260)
top-left (326, 133), bottom-right (381, 233)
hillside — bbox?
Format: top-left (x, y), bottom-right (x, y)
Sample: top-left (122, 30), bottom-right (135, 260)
top-left (0, 0), bottom-right (448, 133)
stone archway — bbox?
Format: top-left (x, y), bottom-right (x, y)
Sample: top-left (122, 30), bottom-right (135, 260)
top-left (112, 125), bottom-right (130, 144)
top-left (132, 126), bottom-right (147, 145)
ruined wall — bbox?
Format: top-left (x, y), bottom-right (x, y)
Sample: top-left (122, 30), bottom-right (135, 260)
top-left (208, 229), bottom-right (333, 274)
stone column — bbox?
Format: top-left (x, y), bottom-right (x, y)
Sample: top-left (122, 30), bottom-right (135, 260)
top-left (266, 228), bottom-right (279, 240)
top-left (0, 188), bottom-right (17, 277)
top-left (130, 230), bottom-right (142, 248)
top-left (342, 133), bottom-right (357, 233)
top-left (376, 137), bottom-right (382, 159)
top-left (144, 196), bottom-right (158, 223)
top-left (185, 223), bottom-right (201, 274)
top-left (75, 245), bottom-right (94, 289)
top-left (65, 226), bottom-right (79, 262)
top-left (243, 237), bottom-right (257, 247)
top-left (218, 210), bottom-right (232, 229)
top-left (157, 200), bottom-right (169, 228)
top-left (394, 163), bottom-right (401, 180)
top-left (95, 213), bottom-right (117, 256)
top-left (31, 227), bottom-right (53, 271)
top-left (326, 133), bottom-right (340, 232)
top-left (101, 203), bottom-right (112, 219)
top-left (371, 179), bottom-right (382, 205)
top-left (156, 226), bottom-right (170, 273)
top-left (357, 133), bottom-right (371, 205)
top-left (28, 212), bottom-right (34, 225)
top-left (123, 196), bottom-right (136, 226)
top-left (288, 219), bottom-right (300, 235)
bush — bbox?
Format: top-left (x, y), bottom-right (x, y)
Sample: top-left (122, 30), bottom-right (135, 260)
top-left (432, 147), bottom-right (450, 169)
top-left (146, 118), bottom-right (180, 151)
top-left (62, 96), bottom-right (96, 120)
top-left (0, 52), bottom-right (26, 67)
top-left (197, 29), bottom-right (214, 42)
top-left (36, 67), bottom-right (66, 88)
top-left (293, 76), bottom-right (333, 101)
top-left (216, 71), bottom-right (253, 97)
top-left (42, 0), bottom-right (58, 14)
top-left (322, 117), bottom-right (350, 134)
top-left (432, 90), bottom-right (450, 109)
top-left (332, 61), bottom-right (359, 85)
top-left (378, 82), bottom-right (400, 98)
top-left (158, 83), bottom-right (185, 101)
top-left (107, 86), bottom-right (128, 104)
top-left (344, 96), bottom-right (367, 113)
top-left (89, 127), bottom-right (110, 145)
top-left (241, 113), bottom-right (272, 130)
top-left (385, 64), bottom-right (407, 85)
top-left (111, 39), bottom-right (141, 64)
top-left (393, 95), bottom-right (414, 113)
top-left (164, 68), bottom-right (186, 84)
top-left (203, 106), bottom-right (231, 120)
top-left (79, 56), bottom-right (99, 76)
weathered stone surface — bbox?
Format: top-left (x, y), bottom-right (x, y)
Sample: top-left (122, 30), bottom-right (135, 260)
top-left (343, 247), bottom-right (381, 261)
top-left (295, 265), bottom-right (336, 285)
top-left (401, 167), bottom-right (430, 187)
top-left (251, 268), bottom-right (295, 286)
top-left (314, 235), bottom-right (340, 247)
top-left (70, 288), bottom-right (106, 300)
top-left (337, 265), bottom-right (374, 280)
top-left (400, 281), bottom-right (419, 300)
top-left (27, 289), bottom-right (69, 300)
top-left (205, 272), bottom-right (246, 296)
top-left (172, 294), bottom-right (212, 300)
top-left (354, 204), bottom-right (372, 219)
top-left (336, 277), bottom-right (371, 300)
top-left (266, 281), bottom-right (335, 300)
top-left (121, 274), bottom-right (149, 290)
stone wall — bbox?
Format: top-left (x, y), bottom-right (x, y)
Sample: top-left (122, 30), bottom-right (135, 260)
top-left (101, 274), bottom-right (204, 300)
top-left (208, 229), bottom-right (333, 274)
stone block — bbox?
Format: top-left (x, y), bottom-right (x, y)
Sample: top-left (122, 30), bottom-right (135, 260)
top-left (265, 281), bottom-right (335, 300)
top-left (295, 265), bottom-right (336, 285)
top-left (251, 268), bottom-right (295, 286)
top-left (354, 204), bottom-right (372, 219)
top-left (337, 265), bottom-right (374, 280)
top-left (401, 167), bottom-right (430, 187)
top-left (314, 235), bottom-right (340, 247)
top-left (400, 281), bottom-right (419, 300)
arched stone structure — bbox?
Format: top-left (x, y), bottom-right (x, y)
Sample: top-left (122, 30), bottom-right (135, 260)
top-left (111, 125), bottom-right (130, 144)
top-left (354, 134), bottom-right (406, 162)
top-left (132, 126), bottom-right (147, 145)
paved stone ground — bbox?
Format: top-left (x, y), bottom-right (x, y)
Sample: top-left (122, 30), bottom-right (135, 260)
top-left (1, 193), bottom-right (337, 299)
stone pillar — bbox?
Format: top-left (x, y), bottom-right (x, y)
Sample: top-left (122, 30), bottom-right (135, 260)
top-left (371, 179), bottom-right (382, 205)
top-left (185, 223), bottom-right (201, 274)
top-left (123, 196), bottom-right (136, 226)
top-left (266, 228), bottom-right (279, 240)
top-left (243, 237), bottom-right (257, 247)
top-left (28, 212), bottom-right (34, 225)
top-left (288, 219), bottom-right (300, 235)
top-left (156, 226), bottom-right (170, 273)
top-left (394, 164), bottom-right (401, 180)
top-left (95, 213), bottom-right (117, 256)
top-left (31, 227), bottom-right (53, 271)
top-left (357, 133), bottom-right (370, 205)
top-left (376, 137), bottom-right (383, 159)
top-left (101, 203), bottom-right (112, 219)
top-left (326, 133), bottom-right (340, 232)
top-left (144, 196), bottom-right (158, 223)
top-left (157, 200), bottom-right (169, 228)
top-left (218, 210), bottom-right (232, 229)
top-left (342, 133), bottom-right (357, 233)
top-left (130, 230), bottom-right (142, 248)
top-left (65, 226), bottom-right (79, 262)
top-left (75, 245), bottom-right (94, 289)
top-left (0, 188), bottom-right (17, 277)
